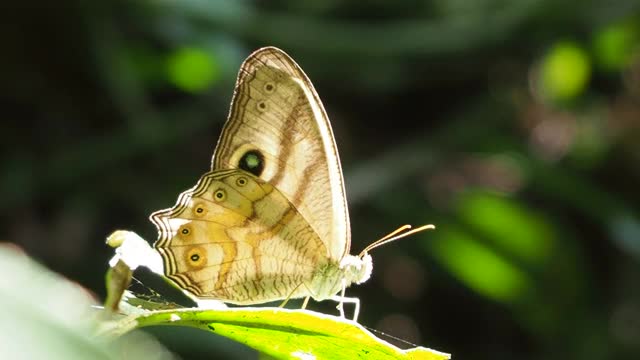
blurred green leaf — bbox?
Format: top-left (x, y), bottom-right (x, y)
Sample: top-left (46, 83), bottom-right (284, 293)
top-left (456, 191), bottom-right (555, 267)
top-left (539, 41), bottom-right (591, 101)
top-left (427, 225), bottom-right (531, 303)
top-left (166, 47), bottom-right (221, 92)
top-left (0, 244), bottom-right (173, 360)
top-left (592, 18), bottom-right (640, 71)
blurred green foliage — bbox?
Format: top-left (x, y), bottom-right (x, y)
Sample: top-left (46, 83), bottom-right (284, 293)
top-left (429, 223), bottom-right (533, 303)
top-left (592, 19), bottom-right (640, 70)
top-left (539, 41), bottom-right (591, 101)
top-left (2, 1), bottom-right (639, 359)
top-left (0, 245), bottom-right (176, 360)
top-left (166, 47), bottom-right (221, 93)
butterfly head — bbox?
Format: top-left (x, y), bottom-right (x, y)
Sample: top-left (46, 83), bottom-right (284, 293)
top-left (340, 253), bottom-right (373, 285)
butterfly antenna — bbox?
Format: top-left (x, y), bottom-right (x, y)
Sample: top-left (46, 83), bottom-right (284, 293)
top-left (359, 224), bottom-right (435, 257)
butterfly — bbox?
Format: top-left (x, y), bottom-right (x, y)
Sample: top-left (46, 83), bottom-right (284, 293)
top-left (150, 47), bottom-right (432, 320)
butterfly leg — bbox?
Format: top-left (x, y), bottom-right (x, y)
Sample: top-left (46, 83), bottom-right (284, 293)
top-left (329, 295), bottom-right (360, 322)
top-left (328, 279), bottom-right (361, 321)
top-left (301, 296), bottom-right (310, 309)
top-left (278, 298), bottom-right (290, 308)
top-left (336, 279), bottom-right (347, 317)
top-left (337, 298), bottom-right (345, 318)
top-left (279, 282), bottom-right (305, 308)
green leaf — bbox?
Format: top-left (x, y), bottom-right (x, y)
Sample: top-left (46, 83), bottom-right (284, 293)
top-left (108, 307), bottom-right (450, 360)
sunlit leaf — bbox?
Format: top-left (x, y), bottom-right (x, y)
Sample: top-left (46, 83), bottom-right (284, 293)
top-left (105, 307), bottom-right (450, 360)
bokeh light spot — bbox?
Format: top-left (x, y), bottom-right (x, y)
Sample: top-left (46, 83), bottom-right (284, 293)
top-left (538, 41), bottom-right (591, 101)
top-left (456, 191), bottom-right (555, 266)
top-left (592, 20), bottom-right (639, 71)
top-left (376, 313), bottom-right (421, 346)
top-left (381, 255), bottom-right (425, 301)
top-left (428, 226), bottom-right (530, 303)
top-left (167, 47), bottom-right (220, 93)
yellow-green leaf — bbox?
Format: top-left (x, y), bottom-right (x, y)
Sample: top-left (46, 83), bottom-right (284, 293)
top-left (111, 307), bottom-right (450, 360)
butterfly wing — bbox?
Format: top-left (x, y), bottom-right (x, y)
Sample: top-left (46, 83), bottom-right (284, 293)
top-left (150, 169), bottom-right (328, 303)
top-left (212, 47), bottom-right (350, 261)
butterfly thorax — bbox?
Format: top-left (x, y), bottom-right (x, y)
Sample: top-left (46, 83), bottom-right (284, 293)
top-left (306, 253), bottom-right (372, 301)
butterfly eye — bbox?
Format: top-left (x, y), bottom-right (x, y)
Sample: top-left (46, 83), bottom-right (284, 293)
top-left (263, 82), bottom-right (276, 93)
top-left (256, 100), bottom-right (268, 112)
top-left (236, 177), bottom-right (248, 187)
top-left (213, 189), bottom-right (226, 202)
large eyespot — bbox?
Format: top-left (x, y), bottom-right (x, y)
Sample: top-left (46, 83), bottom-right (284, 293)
top-left (263, 82), bottom-right (276, 94)
top-left (239, 150), bottom-right (265, 177)
top-left (236, 176), bottom-right (248, 187)
top-left (186, 246), bottom-right (207, 268)
top-left (193, 203), bottom-right (207, 217)
top-left (213, 189), bottom-right (226, 202)
top-left (256, 100), bottom-right (268, 112)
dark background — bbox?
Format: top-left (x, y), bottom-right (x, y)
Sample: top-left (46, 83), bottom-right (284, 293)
top-left (2, 1), bottom-right (640, 359)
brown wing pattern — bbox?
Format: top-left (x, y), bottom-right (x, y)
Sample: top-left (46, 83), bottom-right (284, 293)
top-left (211, 47), bottom-right (351, 260)
top-left (150, 169), bottom-right (328, 304)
